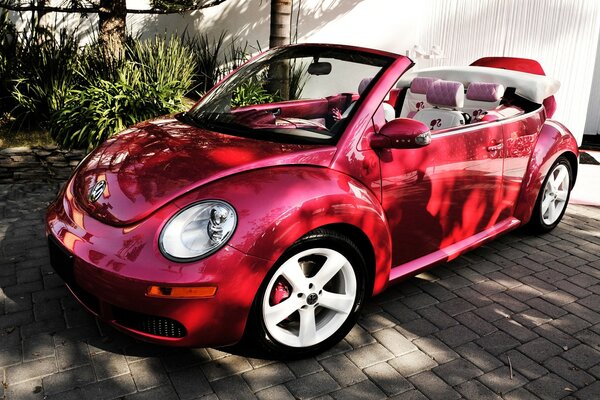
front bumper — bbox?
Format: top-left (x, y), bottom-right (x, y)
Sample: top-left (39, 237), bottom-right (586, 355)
top-left (46, 182), bottom-right (271, 347)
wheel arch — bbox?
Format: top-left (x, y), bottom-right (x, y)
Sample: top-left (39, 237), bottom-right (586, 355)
top-left (513, 121), bottom-right (579, 224)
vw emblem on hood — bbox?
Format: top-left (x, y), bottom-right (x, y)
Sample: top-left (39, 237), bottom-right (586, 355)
top-left (89, 180), bottom-right (107, 203)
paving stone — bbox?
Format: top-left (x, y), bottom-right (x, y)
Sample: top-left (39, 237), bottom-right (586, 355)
top-left (555, 280), bottom-right (592, 298)
top-left (494, 318), bottom-right (539, 342)
top-left (91, 351), bottom-right (129, 380)
top-left (474, 304), bottom-right (511, 322)
top-left (286, 357), bottom-right (323, 377)
top-left (562, 343), bottom-right (600, 369)
top-left (417, 306), bottom-right (459, 329)
top-left (212, 375), bottom-right (255, 400)
top-left (503, 387), bottom-right (540, 400)
top-left (524, 373), bottom-right (576, 400)
top-left (512, 308), bottom-right (552, 328)
top-left (454, 342), bottom-right (504, 372)
top-left (401, 293), bottom-right (438, 310)
top-left (409, 371), bottom-right (461, 400)
top-left (320, 354), bottom-right (367, 387)
top-left (364, 362), bottom-right (413, 396)
top-left (488, 292), bottom-right (529, 313)
top-left (432, 358), bottom-right (483, 386)
top-left (285, 371), bottom-right (340, 399)
top-left (55, 340), bottom-right (89, 371)
top-left (527, 297), bottom-right (568, 319)
top-left (456, 312), bottom-right (497, 336)
top-left (436, 297), bottom-right (475, 316)
top-left (201, 355), bottom-right (253, 382)
top-left (22, 333), bottom-right (55, 362)
top-left (3, 378), bottom-right (44, 400)
top-left (129, 358), bottom-right (169, 391)
top-left (169, 366), bottom-right (212, 400)
top-left (413, 336), bottom-right (459, 364)
top-left (371, 328), bottom-right (416, 356)
top-left (533, 323), bottom-right (581, 349)
top-left (573, 380), bottom-right (600, 400)
top-left (476, 331), bottom-right (520, 355)
top-left (395, 318), bottom-right (439, 340)
top-left (544, 356), bottom-right (596, 388)
top-left (478, 366), bottom-right (528, 395)
top-left (518, 337), bottom-right (563, 363)
top-left (455, 380), bottom-right (502, 400)
top-left (380, 301), bottom-right (420, 323)
top-left (358, 312), bottom-right (397, 332)
top-left (125, 385), bottom-right (179, 400)
top-left (389, 389), bottom-right (429, 400)
top-left (331, 379), bottom-right (386, 400)
top-left (42, 365), bottom-right (95, 395)
top-left (388, 350), bottom-right (437, 377)
top-left (256, 384), bottom-right (295, 400)
top-left (435, 324), bottom-right (479, 347)
top-left (6, 357), bottom-right (57, 384)
top-left (550, 313), bottom-right (592, 335)
top-left (541, 290), bottom-right (578, 307)
top-left (78, 373), bottom-right (136, 400)
top-left (345, 343), bottom-right (393, 369)
top-left (344, 324), bottom-right (376, 349)
top-left (503, 349), bottom-right (548, 380)
top-left (418, 281), bottom-right (456, 301)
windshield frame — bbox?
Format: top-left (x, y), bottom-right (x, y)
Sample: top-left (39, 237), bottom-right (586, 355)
top-left (186, 44), bottom-right (398, 145)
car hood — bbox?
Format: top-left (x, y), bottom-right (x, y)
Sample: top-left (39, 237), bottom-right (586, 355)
top-left (72, 117), bottom-right (335, 226)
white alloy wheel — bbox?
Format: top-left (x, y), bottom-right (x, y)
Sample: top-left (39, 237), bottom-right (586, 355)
top-left (262, 247), bottom-right (357, 348)
top-left (541, 163), bottom-right (570, 225)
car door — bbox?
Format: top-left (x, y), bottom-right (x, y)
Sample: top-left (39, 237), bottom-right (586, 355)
top-left (380, 122), bottom-right (507, 267)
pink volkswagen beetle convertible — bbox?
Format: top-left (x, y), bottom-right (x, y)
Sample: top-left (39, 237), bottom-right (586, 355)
top-left (47, 44), bottom-right (578, 358)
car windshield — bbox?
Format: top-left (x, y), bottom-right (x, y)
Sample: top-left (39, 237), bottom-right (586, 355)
top-left (186, 46), bottom-right (394, 143)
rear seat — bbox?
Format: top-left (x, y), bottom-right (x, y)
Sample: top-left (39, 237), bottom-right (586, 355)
top-left (462, 82), bottom-right (505, 122)
top-left (399, 77), bottom-right (439, 118)
top-left (412, 80), bottom-right (468, 130)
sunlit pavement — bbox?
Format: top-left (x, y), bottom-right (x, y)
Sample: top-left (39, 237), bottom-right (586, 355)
top-left (1, 166), bottom-right (599, 400)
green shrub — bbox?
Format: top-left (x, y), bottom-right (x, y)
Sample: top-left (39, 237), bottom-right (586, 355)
top-left (231, 78), bottom-right (278, 108)
top-left (11, 29), bottom-right (79, 126)
top-left (0, 11), bottom-right (18, 115)
top-left (50, 36), bottom-right (196, 149)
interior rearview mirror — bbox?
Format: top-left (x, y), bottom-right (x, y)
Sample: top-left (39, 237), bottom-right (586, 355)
top-left (370, 118), bottom-right (431, 149)
top-left (307, 62), bottom-right (332, 76)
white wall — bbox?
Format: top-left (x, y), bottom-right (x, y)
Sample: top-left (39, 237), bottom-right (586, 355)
top-left (10, 0), bottom-right (600, 143)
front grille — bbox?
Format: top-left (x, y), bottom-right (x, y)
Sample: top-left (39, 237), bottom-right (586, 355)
top-left (48, 236), bottom-right (101, 314)
top-left (113, 307), bottom-right (187, 338)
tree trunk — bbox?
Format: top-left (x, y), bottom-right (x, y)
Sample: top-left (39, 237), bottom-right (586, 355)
top-left (98, 0), bottom-right (127, 61)
top-left (269, 0), bottom-right (292, 100)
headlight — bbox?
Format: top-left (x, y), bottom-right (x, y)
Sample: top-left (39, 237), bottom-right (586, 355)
top-left (159, 200), bottom-right (237, 261)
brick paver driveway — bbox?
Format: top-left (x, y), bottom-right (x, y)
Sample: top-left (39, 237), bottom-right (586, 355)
top-left (1, 177), bottom-right (599, 400)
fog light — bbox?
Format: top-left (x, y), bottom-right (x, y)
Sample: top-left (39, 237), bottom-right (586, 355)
top-left (147, 285), bottom-right (217, 298)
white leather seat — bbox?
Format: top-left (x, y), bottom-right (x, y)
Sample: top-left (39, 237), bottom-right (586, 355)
top-left (462, 82), bottom-right (505, 122)
top-left (413, 80), bottom-right (467, 131)
top-left (399, 77), bottom-right (439, 118)
top-left (343, 77), bottom-right (396, 122)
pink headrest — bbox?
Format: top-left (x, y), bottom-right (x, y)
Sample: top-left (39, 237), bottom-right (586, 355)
top-left (426, 80), bottom-right (465, 108)
top-left (466, 82), bottom-right (505, 102)
top-left (358, 78), bottom-right (372, 95)
top-left (410, 77), bottom-right (439, 94)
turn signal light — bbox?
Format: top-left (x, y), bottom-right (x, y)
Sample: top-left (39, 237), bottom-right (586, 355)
top-left (146, 285), bottom-right (217, 298)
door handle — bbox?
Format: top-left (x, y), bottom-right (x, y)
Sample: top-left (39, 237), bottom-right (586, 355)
top-left (487, 143), bottom-right (503, 152)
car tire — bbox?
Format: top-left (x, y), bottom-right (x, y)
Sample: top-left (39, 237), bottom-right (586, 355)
top-left (247, 228), bottom-right (367, 359)
top-left (527, 155), bottom-right (573, 234)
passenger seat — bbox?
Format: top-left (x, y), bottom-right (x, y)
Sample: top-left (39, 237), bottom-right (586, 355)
top-left (399, 77), bottom-right (439, 118)
top-left (412, 80), bottom-right (468, 130)
top-left (462, 82), bottom-right (505, 122)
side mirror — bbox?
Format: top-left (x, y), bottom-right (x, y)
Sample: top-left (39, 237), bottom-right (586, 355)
top-left (369, 118), bottom-right (431, 149)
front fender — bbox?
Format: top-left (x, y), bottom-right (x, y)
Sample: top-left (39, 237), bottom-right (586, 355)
top-left (176, 166), bottom-right (393, 296)
top-left (514, 120), bottom-right (579, 224)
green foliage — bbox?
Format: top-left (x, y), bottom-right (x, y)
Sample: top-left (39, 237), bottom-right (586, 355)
top-left (289, 60), bottom-right (308, 100)
top-left (185, 32), bottom-right (250, 98)
top-left (50, 36), bottom-right (196, 149)
top-left (0, 11), bottom-right (18, 114)
top-left (10, 28), bottom-right (79, 126)
top-left (231, 79), bottom-right (278, 108)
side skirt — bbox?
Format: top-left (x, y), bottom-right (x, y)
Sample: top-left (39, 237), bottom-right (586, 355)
top-left (388, 217), bottom-right (521, 283)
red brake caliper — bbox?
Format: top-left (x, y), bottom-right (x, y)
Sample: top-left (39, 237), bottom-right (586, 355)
top-left (270, 278), bottom-right (291, 305)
